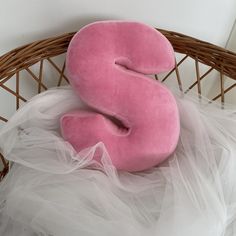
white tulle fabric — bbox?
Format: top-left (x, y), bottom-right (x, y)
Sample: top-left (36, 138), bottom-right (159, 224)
top-left (0, 86), bottom-right (236, 236)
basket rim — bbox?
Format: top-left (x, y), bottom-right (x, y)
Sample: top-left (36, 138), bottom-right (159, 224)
top-left (1, 28), bottom-right (236, 82)
top-left (1, 29), bottom-right (236, 59)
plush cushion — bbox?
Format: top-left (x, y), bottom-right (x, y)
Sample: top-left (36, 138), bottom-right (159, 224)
top-left (60, 21), bottom-right (180, 172)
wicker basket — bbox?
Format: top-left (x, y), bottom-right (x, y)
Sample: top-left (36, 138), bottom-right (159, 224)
top-left (0, 28), bottom-right (236, 180)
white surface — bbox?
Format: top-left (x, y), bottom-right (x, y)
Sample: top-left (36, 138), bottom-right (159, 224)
top-left (0, 0), bottom-right (236, 55)
top-left (227, 19), bottom-right (236, 51)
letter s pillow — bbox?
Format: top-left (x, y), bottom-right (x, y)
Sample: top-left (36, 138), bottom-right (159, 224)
top-left (61, 21), bottom-right (180, 172)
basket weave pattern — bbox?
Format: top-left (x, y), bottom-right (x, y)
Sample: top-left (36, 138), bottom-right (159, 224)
top-left (0, 28), bottom-right (236, 180)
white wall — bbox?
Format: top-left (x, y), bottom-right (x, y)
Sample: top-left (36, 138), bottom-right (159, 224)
top-left (227, 19), bottom-right (236, 51)
top-left (0, 0), bottom-right (236, 55)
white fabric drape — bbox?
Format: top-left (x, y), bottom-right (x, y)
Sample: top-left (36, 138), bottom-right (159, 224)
top-left (0, 86), bottom-right (236, 236)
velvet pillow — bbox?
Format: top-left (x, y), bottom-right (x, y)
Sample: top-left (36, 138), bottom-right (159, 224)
top-left (60, 21), bottom-right (180, 172)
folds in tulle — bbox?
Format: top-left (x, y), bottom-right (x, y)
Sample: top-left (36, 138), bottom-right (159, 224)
top-left (0, 86), bottom-right (236, 236)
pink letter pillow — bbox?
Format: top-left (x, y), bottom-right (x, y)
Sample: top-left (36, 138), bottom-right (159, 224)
top-left (60, 21), bottom-right (180, 172)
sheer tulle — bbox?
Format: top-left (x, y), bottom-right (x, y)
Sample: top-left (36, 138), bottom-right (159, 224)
top-left (0, 86), bottom-right (236, 236)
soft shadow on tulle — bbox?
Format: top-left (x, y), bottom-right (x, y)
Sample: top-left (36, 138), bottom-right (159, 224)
top-left (0, 86), bottom-right (236, 236)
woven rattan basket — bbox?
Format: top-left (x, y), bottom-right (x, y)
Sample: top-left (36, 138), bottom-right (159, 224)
top-left (0, 28), bottom-right (236, 180)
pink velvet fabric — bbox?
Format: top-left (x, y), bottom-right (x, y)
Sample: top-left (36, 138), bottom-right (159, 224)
top-left (60, 21), bottom-right (180, 172)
